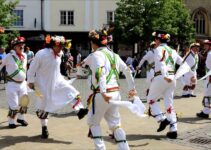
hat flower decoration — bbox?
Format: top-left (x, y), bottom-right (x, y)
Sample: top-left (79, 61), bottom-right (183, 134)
top-left (45, 35), bottom-right (66, 46)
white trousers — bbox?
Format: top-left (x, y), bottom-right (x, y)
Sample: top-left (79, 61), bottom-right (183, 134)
top-left (182, 71), bottom-right (197, 95)
top-left (87, 91), bottom-right (129, 150)
top-left (146, 69), bottom-right (154, 86)
top-left (5, 81), bottom-right (28, 124)
top-left (147, 75), bottom-right (177, 132)
top-left (202, 78), bottom-right (211, 114)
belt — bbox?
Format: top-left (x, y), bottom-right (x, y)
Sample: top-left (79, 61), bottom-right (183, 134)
top-left (6, 76), bottom-right (24, 84)
top-left (88, 86), bottom-right (119, 115)
top-left (95, 87), bottom-right (120, 93)
top-left (154, 71), bottom-right (175, 77)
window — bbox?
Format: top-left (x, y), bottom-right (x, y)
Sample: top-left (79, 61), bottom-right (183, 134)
top-left (194, 11), bottom-right (206, 34)
top-left (13, 10), bottom-right (23, 27)
top-left (107, 11), bottom-right (114, 24)
top-left (60, 11), bottom-right (74, 25)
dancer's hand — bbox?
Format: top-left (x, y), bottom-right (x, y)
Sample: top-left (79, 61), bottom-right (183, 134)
top-left (164, 77), bottom-right (172, 83)
top-left (28, 83), bottom-right (35, 90)
top-left (191, 76), bottom-right (196, 83)
top-left (128, 89), bottom-right (137, 99)
top-left (101, 92), bottom-right (111, 103)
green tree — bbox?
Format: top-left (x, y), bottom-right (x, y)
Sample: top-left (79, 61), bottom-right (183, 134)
top-left (114, 0), bottom-right (195, 49)
top-left (0, 0), bottom-right (19, 48)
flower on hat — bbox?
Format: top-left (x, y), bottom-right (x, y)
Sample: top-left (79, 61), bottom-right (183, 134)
top-left (152, 31), bottom-right (170, 40)
top-left (45, 35), bottom-right (66, 46)
top-left (11, 36), bottom-right (25, 47)
top-left (152, 32), bottom-right (156, 36)
top-left (89, 30), bottom-right (100, 39)
top-left (0, 27), bottom-right (5, 33)
top-left (65, 40), bottom-right (72, 49)
top-left (101, 35), bottom-right (107, 45)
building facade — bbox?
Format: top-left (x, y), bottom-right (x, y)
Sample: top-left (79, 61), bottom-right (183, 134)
top-left (10, 0), bottom-right (211, 56)
top-left (11, 0), bottom-right (117, 57)
top-left (184, 0), bottom-right (211, 40)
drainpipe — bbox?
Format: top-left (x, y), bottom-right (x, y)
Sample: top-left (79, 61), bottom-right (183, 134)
top-left (41, 0), bottom-right (44, 31)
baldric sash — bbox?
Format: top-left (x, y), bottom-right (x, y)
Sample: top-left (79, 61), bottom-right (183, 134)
top-left (8, 55), bottom-right (25, 79)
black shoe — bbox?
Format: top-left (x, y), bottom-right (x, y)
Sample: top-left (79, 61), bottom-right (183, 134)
top-left (9, 124), bottom-right (17, 129)
top-left (157, 118), bottom-right (170, 132)
top-left (189, 94), bottom-right (196, 97)
top-left (181, 95), bottom-right (190, 98)
top-left (41, 126), bottom-right (49, 139)
top-left (77, 108), bottom-right (88, 120)
top-left (17, 119), bottom-right (28, 126)
top-left (166, 131), bottom-right (177, 139)
top-left (196, 111), bottom-right (209, 119)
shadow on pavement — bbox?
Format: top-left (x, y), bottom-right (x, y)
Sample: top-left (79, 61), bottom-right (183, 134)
top-left (174, 95), bottom-right (184, 99)
top-left (126, 134), bottom-right (166, 141)
top-left (103, 134), bottom-right (165, 148)
top-left (103, 134), bottom-right (166, 142)
top-left (50, 112), bottom-right (76, 118)
top-left (0, 135), bottom-right (72, 149)
top-left (0, 125), bottom-right (22, 130)
top-left (178, 117), bottom-right (211, 124)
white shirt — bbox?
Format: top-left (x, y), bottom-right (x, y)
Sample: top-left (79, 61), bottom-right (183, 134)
top-left (138, 50), bottom-right (154, 69)
top-left (27, 48), bottom-right (79, 112)
top-left (0, 50), bottom-right (27, 81)
top-left (77, 53), bottom-right (81, 64)
top-left (206, 51), bottom-right (211, 71)
top-left (96, 47), bottom-right (135, 92)
top-left (126, 57), bottom-right (133, 66)
top-left (184, 50), bottom-right (198, 71)
top-left (154, 43), bottom-right (183, 78)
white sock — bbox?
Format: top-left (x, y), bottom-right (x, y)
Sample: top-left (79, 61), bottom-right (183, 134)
top-left (41, 119), bottom-right (48, 126)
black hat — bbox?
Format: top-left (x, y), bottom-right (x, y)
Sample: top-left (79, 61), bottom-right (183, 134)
top-left (88, 29), bottom-right (108, 46)
top-left (152, 30), bottom-right (170, 41)
top-left (11, 36), bottom-right (25, 48)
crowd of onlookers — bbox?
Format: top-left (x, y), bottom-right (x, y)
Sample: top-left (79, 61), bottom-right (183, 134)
top-left (0, 42), bottom-right (208, 83)
top-left (0, 44), bottom-right (84, 82)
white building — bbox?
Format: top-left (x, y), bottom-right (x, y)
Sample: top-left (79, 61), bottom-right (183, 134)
top-left (11, 0), bottom-right (117, 56)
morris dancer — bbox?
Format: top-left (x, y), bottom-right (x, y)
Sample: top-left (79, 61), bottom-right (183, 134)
top-left (182, 43), bottom-right (200, 97)
top-left (196, 40), bottom-right (211, 118)
top-left (136, 41), bottom-right (156, 96)
top-left (147, 30), bottom-right (183, 139)
top-left (82, 29), bottom-right (136, 150)
top-left (27, 35), bottom-right (87, 139)
top-left (0, 37), bottom-right (29, 128)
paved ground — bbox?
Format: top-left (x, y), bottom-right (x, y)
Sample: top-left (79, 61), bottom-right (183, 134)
top-left (0, 79), bottom-right (211, 150)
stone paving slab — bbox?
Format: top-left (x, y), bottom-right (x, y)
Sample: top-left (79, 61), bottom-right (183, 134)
top-left (167, 125), bottom-right (211, 150)
top-left (0, 79), bottom-right (210, 149)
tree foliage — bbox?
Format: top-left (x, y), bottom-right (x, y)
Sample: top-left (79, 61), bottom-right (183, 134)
top-left (0, 0), bottom-right (19, 48)
top-left (114, 0), bottom-right (195, 46)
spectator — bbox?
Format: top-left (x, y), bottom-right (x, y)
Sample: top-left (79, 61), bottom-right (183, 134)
top-left (126, 55), bottom-right (135, 73)
top-left (24, 46), bottom-right (34, 69)
top-left (76, 50), bottom-right (81, 64)
top-left (0, 47), bottom-right (6, 83)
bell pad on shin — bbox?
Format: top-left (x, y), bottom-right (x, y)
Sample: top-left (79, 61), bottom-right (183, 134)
top-left (36, 109), bottom-right (49, 119)
top-left (8, 109), bottom-right (18, 118)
